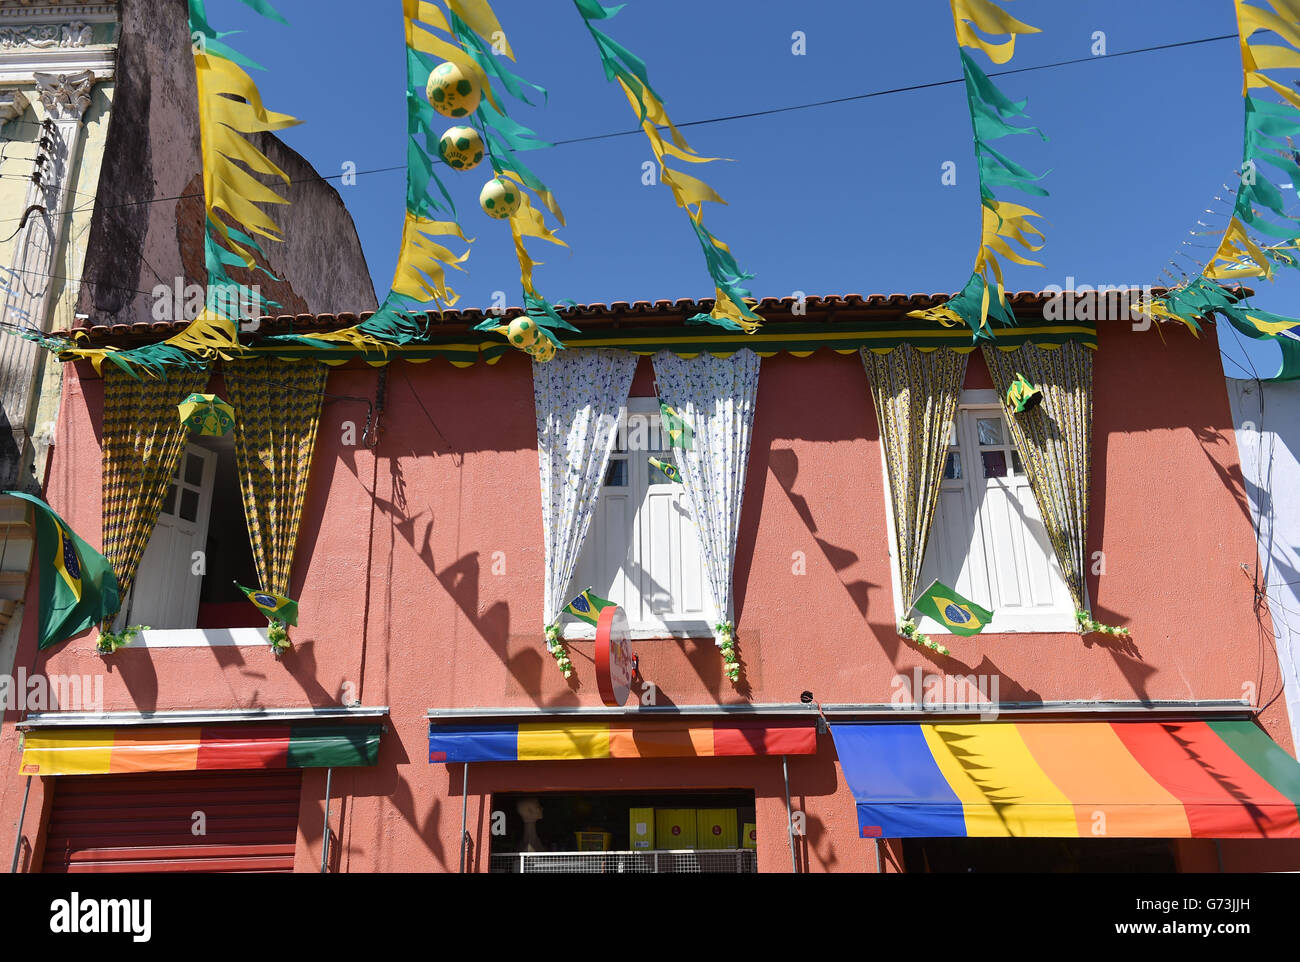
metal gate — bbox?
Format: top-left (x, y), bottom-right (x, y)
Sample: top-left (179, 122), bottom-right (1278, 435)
top-left (42, 770), bottom-right (303, 873)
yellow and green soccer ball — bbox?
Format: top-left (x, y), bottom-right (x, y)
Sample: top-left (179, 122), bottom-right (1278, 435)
top-left (426, 61), bottom-right (481, 119)
top-left (438, 126), bottom-right (483, 171)
top-left (479, 177), bottom-right (521, 219)
top-left (507, 316), bottom-right (538, 348)
top-left (526, 334), bottom-right (556, 361)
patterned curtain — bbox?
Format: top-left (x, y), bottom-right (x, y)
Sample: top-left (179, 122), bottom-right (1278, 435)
top-left (861, 345), bottom-right (968, 612)
top-left (224, 358), bottom-right (328, 601)
top-left (981, 341), bottom-right (1093, 610)
top-left (101, 366), bottom-right (211, 616)
top-left (651, 349), bottom-right (760, 681)
top-left (534, 349), bottom-right (638, 672)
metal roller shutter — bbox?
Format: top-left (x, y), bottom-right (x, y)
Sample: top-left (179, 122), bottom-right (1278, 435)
top-left (43, 770), bottom-right (303, 873)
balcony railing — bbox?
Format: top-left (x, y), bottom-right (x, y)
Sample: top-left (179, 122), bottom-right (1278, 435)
top-left (489, 849), bottom-right (757, 874)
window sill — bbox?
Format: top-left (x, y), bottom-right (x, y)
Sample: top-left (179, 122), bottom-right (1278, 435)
top-left (915, 615), bottom-right (1077, 635)
top-left (562, 621), bottom-right (716, 642)
top-left (124, 627), bottom-right (271, 649)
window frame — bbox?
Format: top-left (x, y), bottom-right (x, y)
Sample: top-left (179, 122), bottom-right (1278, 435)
top-left (882, 389), bottom-right (1081, 634)
top-left (562, 397), bottom-right (717, 641)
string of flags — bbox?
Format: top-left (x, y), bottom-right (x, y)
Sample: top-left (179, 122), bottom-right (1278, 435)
top-left (1132, 0), bottom-right (1300, 380)
top-left (571, 0), bottom-right (764, 333)
top-left (51, 0), bottom-right (299, 378)
top-left (908, 0), bottom-right (1049, 340)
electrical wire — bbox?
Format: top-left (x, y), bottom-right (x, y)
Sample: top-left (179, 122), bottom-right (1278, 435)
top-left (0, 31), bottom-right (1242, 227)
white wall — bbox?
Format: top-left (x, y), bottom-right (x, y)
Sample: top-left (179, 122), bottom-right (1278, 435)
top-left (1228, 378), bottom-right (1300, 749)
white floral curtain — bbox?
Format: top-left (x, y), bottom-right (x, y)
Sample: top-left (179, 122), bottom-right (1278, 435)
top-left (534, 349), bottom-right (637, 672)
top-left (651, 349), bottom-right (761, 681)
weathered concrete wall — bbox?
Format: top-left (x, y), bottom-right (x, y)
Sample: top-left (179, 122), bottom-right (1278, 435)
top-left (75, 0), bottom-right (376, 326)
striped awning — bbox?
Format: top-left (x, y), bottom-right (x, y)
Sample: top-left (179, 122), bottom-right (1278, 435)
top-left (428, 718), bottom-right (817, 763)
top-left (19, 724), bottom-right (383, 776)
top-left (830, 720), bottom-right (1300, 839)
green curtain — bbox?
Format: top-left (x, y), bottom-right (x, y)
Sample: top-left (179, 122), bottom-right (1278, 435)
top-left (861, 346), bottom-right (969, 610)
top-left (224, 357), bottom-right (327, 599)
top-left (981, 341), bottom-right (1093, 610)
top-left (101, 366), bottom-right (211, 615)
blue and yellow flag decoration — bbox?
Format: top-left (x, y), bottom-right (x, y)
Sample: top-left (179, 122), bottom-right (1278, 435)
top-left (7, 493), bottom-right (120, 650)
top-left (571, 0), bottom-right (762, 333)
top-left (660, 403), bottom-right (694, 450)
top-left (564, 587), bottom-right (614, 627)
top-left (648, 456), bottom-right (682, 483)
top-left (908, 0), bottom-right (1048, 340)
top-left (51, 0), bottom-right (298, 378)
top-left (1131, 0), bottom-right (1300, 381)
top-left (911, 579), bottom-right (993, 637)
top-left (238, 584), bottom-right (299, 627)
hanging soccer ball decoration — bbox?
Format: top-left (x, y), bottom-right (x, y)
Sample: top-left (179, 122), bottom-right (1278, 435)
top-left (1006, 372), bottom-right (1044, 414)
top-left (526, 335), bottom-right (556, 362)
top-left (507, 316), bottom-right (539, 348)
top-left (438, 126), bottom-right (484, 171)
top-left (479, 177), bottom-right (521, 219)
top-left (426, 61), bottom-right (481, 118)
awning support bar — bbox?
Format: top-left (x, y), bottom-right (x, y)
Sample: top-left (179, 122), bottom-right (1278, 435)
top-left (320, 767), bottom-right (333, 873)
top-left (783, 754), bottom-right (798, 874)
top-left (459, 763), bottom-right (469, 873)
top-left (9, 775), bottom-right (30, 874)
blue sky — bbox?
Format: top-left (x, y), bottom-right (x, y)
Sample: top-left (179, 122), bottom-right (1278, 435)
top-left (217, 0), bottom-right (1290, 377)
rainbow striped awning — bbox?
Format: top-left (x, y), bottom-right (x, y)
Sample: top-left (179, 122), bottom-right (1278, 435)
top-left (831, 720), bottom-right (1300, 839)
top-left (429, 718), bottom-right (817, 763)
top-left (19, 724), bottom-right (383, 776)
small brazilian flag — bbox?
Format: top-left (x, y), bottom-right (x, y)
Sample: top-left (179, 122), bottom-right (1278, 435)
top-left (7, 492), bottom-right (119, 650)
top-left (238, 584), bottom-right (299, 626)
top-left (648, 457), bottom-right (682, 484)
top-left (659, 403), bottom-right (694, 450)
top-left (910, 579), bottom-right (992, 637)
top-left (564, 587), bottom-right (614, 627)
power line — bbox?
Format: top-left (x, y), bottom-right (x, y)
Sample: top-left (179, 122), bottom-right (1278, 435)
top-left (0, 31), bottom-right (1240, 226)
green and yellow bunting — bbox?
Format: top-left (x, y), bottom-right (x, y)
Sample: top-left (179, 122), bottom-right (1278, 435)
top-left (571, 0), bottom-right (762, 333)
top-left (911, 579), bottom-right (993, 637)
top-left (6, 493), bottom-right (120, 650)
top-left (1132, 0), bottom-right (1300, 381)
top-left (908, 0), bottom-right (1048, 340)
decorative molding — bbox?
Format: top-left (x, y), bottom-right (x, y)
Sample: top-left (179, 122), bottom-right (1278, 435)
top-left (33, 66), bottom-right (91, 119)
top-left (0, 86), bottom-right (26, 122)
top-left (0, 19), bottom-right (93, 48)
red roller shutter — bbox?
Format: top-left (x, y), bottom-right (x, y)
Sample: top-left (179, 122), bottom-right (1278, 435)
top-left (43, 770), bottom-right (303, 873)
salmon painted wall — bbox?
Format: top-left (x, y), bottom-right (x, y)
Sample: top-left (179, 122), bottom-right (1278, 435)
top-left (0, 316), bottom-right (1288, 872)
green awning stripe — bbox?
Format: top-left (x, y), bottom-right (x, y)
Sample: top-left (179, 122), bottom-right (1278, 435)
top-left (287, 724), bottom-right (382, 768)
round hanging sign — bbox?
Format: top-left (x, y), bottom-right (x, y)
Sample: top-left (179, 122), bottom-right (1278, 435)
top-left (594, 604), bottom-right (634, 707)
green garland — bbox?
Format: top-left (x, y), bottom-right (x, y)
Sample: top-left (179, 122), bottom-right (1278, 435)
top-left (1076, 610), bottom-right (1129, 638)
top-left (898, 618), bottom-right (950, 657)
top-left (96, 624), bottom-right (149, 655)
top-left (267, 620), bottom-right (291, 657)
top-left (545, 623), bottom-right (573, 678)
top-left (715, 622), bottom-right (740, 683)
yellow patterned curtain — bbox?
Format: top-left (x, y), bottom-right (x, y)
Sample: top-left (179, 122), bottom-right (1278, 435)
top-left (224, 358), bottom-right (327, 599)
top-left (101, 366), bottom-right (211, 615)
top-left (861, 346), bottom-right (969, 609)
top-left (981, 341), bottom-right (1093, 610)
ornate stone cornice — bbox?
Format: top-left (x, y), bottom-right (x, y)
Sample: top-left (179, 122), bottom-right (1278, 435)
top-left (0, 19), bottom-right (93, 48)
top-left (34, 67), bottom-right (91, 120)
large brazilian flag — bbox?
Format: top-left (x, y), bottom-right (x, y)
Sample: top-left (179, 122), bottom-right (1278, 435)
top-left (6, 492), bottom-right (120, 650)
top-left (911, 579), bottom-right (993, 637)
